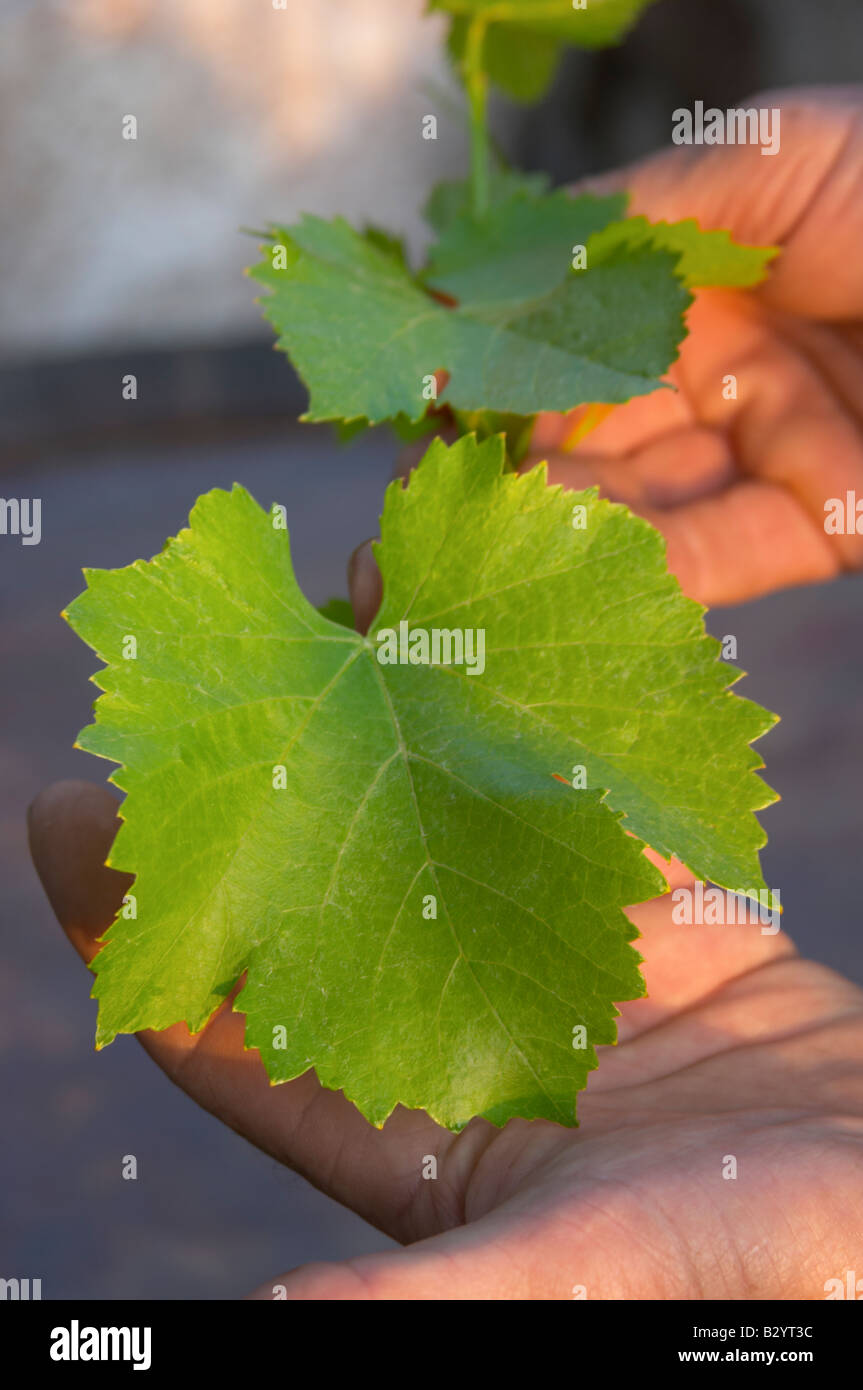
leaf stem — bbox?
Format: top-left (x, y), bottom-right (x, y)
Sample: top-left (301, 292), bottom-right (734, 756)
top-left (463, 17), bottom-right (490, 218)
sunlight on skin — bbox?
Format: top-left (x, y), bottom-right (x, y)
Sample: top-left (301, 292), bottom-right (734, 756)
top-left (28, 776), bottom-right (863, 1300)
top-left (525, 92), bottom-right (863, 607)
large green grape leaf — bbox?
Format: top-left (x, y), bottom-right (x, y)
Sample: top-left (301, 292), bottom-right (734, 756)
top-left (433, 0), bottom-right (660, 101)
top-left (65, 435), bottom-right (776, 1130)
top-left (249, 208), bottom-right (690, 427)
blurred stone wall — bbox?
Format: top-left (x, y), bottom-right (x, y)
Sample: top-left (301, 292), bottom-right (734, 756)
top-left (0, 0), bottom-right (462, 360)
top-left (2, 0), bottom-right (861, 362)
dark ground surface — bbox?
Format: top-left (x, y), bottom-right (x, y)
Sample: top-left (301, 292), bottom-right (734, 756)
top-left (1, 421), bottom-right (861, 1299)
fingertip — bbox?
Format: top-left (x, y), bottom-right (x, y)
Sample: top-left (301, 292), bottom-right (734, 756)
top-left (28, 779), bottom-right (132, 960)
top-left (347, 539), bottom-right (382, 636)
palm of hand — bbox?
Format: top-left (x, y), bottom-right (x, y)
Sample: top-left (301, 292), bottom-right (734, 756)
top-left (29, 786), bottom-right (863, 1300)
top-left (441, 899), bottom-right (863, 1303)
top-left (257, 880), bottom-right (863, 1301)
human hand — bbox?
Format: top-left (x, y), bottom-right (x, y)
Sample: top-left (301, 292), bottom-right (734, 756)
top-left (28, 560), bottom-right (863, 1300)
top-left (525, 90), bottom-right (863, 607)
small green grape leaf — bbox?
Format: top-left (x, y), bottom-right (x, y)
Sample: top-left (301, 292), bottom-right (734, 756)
top-left (360, 225), bottom-right (410, 270)
top-left (426, 193), bottom-right (778, 304)
top-left (446, 15), bottom-right (562, 103)
top-left (588, 216), bottom-right (780, 288)
top-left (334, 409), bottom-right (442, 449)
top-left (333, 417), bottom-right (371, 445)
top-left (423, 189), bottom-right (628, 307)
top-left (451, 408), bottom-right (538, 463)
top-left (65, 435), bottom-right (776, 1130)
top-left (433, 0), bottom-right (660, 100)
top-left (431, 0), bottom-right (658, 45)
top-left (249, 212), bottom-right (690, 426)
top-left (424, 168), bottom-right (551, 235)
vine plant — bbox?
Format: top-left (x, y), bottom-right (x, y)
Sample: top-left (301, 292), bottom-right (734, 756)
top-left (66, 0), bottom-right (778, 1131)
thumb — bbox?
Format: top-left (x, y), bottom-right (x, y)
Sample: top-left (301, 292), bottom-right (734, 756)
top-left (27, 779), bottom-right (133, 962)
top-left (248, 1219), bottom-right (556, 1301)
top-left (347, 537), bottom-right (382, 636)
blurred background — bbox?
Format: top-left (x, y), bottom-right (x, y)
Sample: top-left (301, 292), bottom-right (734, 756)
top-left (1, 0), bottom-right (861, 1299)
